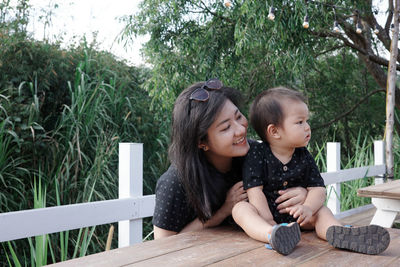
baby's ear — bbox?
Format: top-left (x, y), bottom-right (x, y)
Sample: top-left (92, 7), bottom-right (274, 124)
top-left (266, 124), bottom-right (280, 139)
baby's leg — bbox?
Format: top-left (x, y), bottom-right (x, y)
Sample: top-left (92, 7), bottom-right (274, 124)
top-left (299, 206), bottom-right (341, 239)
top-left (232, 201), bottom-right (274, 243)
top-left (233, 201), bottom-right (301, 255)
top-left (307, 206), bottom-right (390, 254)
top-left (313, 206), bottom-right (341, 240)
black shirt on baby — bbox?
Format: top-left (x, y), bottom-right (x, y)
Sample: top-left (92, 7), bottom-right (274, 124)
top-left (243, 141), bottom-right (325, 224)
top-left (152, 155), bottom-right (245, 232)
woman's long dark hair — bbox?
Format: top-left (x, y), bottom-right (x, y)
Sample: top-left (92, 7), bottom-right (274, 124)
top-left (168, 82), bottom-right (242, 222)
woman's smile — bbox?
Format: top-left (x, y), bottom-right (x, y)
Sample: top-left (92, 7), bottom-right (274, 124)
top-left (234, 136), bottom-right (247, 145)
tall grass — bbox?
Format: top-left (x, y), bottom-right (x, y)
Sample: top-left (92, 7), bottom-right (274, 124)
top-left (0, 47), bottom-right (168, 264)
top-left (311, 131), bottom-right (399, 211)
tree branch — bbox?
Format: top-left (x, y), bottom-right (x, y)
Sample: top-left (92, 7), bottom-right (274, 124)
top-left (195, 0), bottom-right (233, 24)
top-left (310, 30), bottom-right (400, 70)
top-left (385, 0), bottom-right (394, 32)
top-left (315, 45), bottom-right (345, 57)
top-left (312, 89), bottom-right (386, 131)
top-left (363, 7), bottom-right (400, 62)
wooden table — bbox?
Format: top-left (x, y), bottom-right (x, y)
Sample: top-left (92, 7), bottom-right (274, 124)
top-left (358, 179), bottom-right (400, 228)
top-left (48, 224), bottom-right (400, 267)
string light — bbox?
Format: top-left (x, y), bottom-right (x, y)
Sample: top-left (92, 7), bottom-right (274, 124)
top-left (356, 21), bottom-right (363, 34)
top-left (224, 0), bottom-right (232, 8)
top-left (332, 7), bottom-right (339, 33)
top-left (303, 15), bottom-right (310, 29)
top-left (303, 0), bottom-right (309, 29)
top-left (333, 21), bottom-right (340, 33)
top-left (221, 1), bottom-right (380, 34)
top-left (374, 25), bottom-right (379, 35)
top-left (268, 6), bottom-right (276, 21)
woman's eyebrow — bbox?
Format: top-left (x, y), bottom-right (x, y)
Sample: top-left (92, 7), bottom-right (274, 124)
top-left (216, 118), bottom-right (230, 127)
top-left (216, 109), bottom-right (239, 127)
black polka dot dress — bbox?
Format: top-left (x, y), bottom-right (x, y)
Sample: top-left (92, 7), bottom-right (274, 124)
top-left (152, 166), bottom-right (195, 232)
top-left (243, 141), bottom-right (325, 224)
top-left (152, 155), bottom-right (246, 232)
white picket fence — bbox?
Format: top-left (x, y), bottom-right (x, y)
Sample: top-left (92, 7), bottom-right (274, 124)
top-left (0, 141), bottom-right (386, 248)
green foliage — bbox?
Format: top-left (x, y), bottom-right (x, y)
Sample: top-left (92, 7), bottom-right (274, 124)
top-left (0, 36), bottom-right (166, 262)
top-left (1, 0), bottom-right (398, 264)
top-left (0, 1), bottom-right (167, 262)
top-left (312, 131), bottom-right (400, 211)
top-left (121, 0), bottom-right (386, 151)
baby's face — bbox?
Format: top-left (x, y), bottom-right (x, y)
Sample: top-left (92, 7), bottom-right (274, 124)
top-left (278, 99), bottom-right (311, 148)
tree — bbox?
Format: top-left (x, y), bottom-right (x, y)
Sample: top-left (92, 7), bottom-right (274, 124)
top-left (121, 0), bottom-right (394, 143)
top-left (305, 0), bottom-right (400, 109)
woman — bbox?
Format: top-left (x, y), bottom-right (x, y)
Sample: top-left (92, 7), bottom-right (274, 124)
top-left (152, 79), bottom-right (306, 239)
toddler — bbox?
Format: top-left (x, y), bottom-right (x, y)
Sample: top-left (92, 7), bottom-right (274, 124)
top-left (232, 87), bottom-right (390, 255)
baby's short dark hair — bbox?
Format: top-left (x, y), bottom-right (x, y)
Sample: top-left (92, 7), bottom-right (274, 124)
top-left (250, 87), bottom-right (307, 142)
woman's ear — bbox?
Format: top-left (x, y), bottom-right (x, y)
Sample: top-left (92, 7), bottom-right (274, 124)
top-left (266, 124), bottom-right (280, 139)
top-left (198, 143), bottom-right (209, 151)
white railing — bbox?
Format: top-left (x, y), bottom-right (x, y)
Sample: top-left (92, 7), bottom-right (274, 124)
top-left (324, 141), bottom-right (385, 219)
top-left (0, 141), bottom-right (386, 247)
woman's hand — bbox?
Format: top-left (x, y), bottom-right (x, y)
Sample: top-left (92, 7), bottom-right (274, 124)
top-left (184, 181), bottom-right (247, 231)
top-left (221, 181), bottom-right (248, 217)
top-left (275, 187), bottom-right (307, 214)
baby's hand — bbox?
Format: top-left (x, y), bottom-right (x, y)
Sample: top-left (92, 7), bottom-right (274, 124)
top-left (289, 205), bottom-right (313, 226)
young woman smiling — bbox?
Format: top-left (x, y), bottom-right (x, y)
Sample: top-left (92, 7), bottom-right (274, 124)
top-left (152, 79), bottom-right (307, 239)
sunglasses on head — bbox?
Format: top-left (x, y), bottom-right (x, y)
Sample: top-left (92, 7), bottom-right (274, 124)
top-left (188, 78), bottom-right (223, 115)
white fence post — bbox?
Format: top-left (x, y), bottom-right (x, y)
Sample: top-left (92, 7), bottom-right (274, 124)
top-left (326, 142), bottom-right (341, 214)
top-left (374, 140), bottom-right (385, 185)
top-left (118, 143), bottom-right (143, 248)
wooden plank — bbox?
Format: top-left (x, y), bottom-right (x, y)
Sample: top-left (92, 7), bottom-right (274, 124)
top-left (384, 186), bottom-right (400, 199)
top-left (125, 230), bottom-right (264, 266)
top-left (322, 165), bottom-right (385, 185)
top-left (48, 209), bottom-right (399, 267)
top-left (339, 207), bottom-right (377, 226)
top-left (0, 196), bottom-right (155, 242)
top-left (334, 204), bottom-right (374, 220)
top-left (118, 142), bottom-right (144, 247)
top-left (295, 228), bottom-right (400, 267)
top-left (208, 231), bottom-right (332, 266)
top-left (358, 180), bottom-right (400, 199)
top-left (212, 228), bottom-right (400, 267)
top-left (47, 226), bottom-right (237, 267)
top-left (386, 257), bottom-right (400, 267)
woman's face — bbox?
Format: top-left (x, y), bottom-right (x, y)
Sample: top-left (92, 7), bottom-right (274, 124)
top-left (201, 100), bottom-right (249, 166)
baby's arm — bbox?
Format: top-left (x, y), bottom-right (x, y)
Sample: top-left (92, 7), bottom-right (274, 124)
top-left (290, 186), bottom-right (326, 226)
top-left (247, 186), bottom-right (276, 225)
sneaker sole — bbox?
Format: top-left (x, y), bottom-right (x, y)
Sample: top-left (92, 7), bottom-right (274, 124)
top-left (270, 222), bottom-right (301, 255)
top-left (326, 225), bottom-right (390, 255)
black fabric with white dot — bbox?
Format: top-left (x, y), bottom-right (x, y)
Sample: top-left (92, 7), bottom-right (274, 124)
top-left (243, 141), bottom-right (325, 224)
top-left (152, 147), bottom-right (250, 232)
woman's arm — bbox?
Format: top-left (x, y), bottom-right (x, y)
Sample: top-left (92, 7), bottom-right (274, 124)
top-left (154, 181), bottom-right (247, 239)
top-left (153, 226), bottom-right (178, 239)
top-left (180, 204), bottom-right (231, 233)
top-left (275, 187), bottom-right (307, 213)
top-left (154, 208), bottom-right (230, 239)
top-left (181, 181), bottom-right (247, 232)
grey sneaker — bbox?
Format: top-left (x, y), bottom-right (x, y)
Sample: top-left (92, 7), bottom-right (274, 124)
top-left (268, 222), bottom-right (301, 255)
top-left (326, 225), bottom-right (390, 255)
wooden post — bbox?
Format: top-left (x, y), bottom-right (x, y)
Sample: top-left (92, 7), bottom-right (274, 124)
top-left (374, 140), bottom-right (385, 185)
top-left (326, 142), bottom-right (341, 214)
top-left (118, 143), bottom-right (143, 248)
top-left (385, 0), bottom-right (399, 181)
